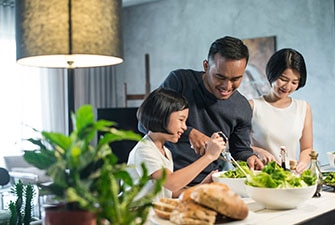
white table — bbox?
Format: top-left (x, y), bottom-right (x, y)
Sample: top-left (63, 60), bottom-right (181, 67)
top-left (150, 191), bottom-right (335, 225)
top-left (237, 191), bottom-right (335, 225)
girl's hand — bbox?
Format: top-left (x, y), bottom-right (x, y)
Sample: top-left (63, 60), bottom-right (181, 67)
top-left (205, 132), bottom-right (226, 160)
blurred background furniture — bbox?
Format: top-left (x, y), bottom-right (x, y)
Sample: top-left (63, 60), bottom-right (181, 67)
top-left (0, 167), bottom-right (10, 210)
top-left (123, 53), bottom-right (150, 107)
top-left (3, 155), bottom-right (52, 219)
top-left (4, 155), bottom-right (51, 184)
top-left (0, 167), bottom-right (11, 225)
top-left (97, 107), bottom-right (142, 164)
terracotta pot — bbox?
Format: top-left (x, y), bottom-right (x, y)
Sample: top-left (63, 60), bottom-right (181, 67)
top-left (44, 205), bottom-right (96, 225)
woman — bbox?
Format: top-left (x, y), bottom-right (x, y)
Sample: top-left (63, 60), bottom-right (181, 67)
top-left (127, 88), bottom-right (225, 200)
top-left (249, 48), bottom-right (313, 174)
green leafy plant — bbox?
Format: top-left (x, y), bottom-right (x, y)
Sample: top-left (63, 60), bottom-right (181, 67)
top-left (8, 180), bottom-right (35, 225)
top-left (23, 104), bottom-right (166, 224)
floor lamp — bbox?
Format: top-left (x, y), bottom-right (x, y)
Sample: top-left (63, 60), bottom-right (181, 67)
top-left (15, 0), bottom-right (123, 134)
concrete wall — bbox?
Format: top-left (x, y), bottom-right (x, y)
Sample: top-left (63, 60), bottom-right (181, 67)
top-left (114, 0), bottom-right (335, 164)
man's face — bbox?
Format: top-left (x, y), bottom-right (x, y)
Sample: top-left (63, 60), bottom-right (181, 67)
top-left (203, 53), bottom-right (247, 100)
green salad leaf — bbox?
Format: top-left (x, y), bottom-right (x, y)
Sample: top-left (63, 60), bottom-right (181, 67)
top-left (300, 169), bottom-right (317, 186)
top-left (245, 161), bottom-right (316, 188)
top-left (323, 172), bottom-right (335, 185)
top-left (220, 161), bottom-right (250, 178)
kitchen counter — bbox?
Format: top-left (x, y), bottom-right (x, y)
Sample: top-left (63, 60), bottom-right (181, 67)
top-left (150, 190), bottom-right (335, 225)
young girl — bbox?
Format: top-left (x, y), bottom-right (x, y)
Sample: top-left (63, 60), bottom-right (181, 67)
top-left (127, 88), bottom-right (225, 200)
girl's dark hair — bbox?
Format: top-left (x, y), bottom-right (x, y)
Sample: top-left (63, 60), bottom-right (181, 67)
top-left (137, 88), bottom-right (188, 134)
top-left (208, 36), bottom-right (249, 64)
top-left (266, 48), bottom-right (307, 90)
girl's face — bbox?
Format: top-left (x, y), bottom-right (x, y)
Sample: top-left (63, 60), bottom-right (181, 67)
top-left (271, 68), bottom-right (300, 98)
top-left (166, 108), bottom-right (189, 143)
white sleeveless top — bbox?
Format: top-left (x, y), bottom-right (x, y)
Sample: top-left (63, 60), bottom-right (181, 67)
top-left (250, 96), bottom-right (307, 164)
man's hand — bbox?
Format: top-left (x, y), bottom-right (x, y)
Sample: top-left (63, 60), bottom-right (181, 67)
top-left (247, 155), bottom-right (264, 170)
top-left (189, 129), bottom-right (210, 155)
top-left (252, 146), bottom-right (277, 165)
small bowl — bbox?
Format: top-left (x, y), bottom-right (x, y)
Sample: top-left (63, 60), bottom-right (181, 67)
top-left (212, 171), bottom-right (248, 197)
top-left (245, 184), bottom-right (317, 209)
top-left (327, 152), bottom-right (335, 168)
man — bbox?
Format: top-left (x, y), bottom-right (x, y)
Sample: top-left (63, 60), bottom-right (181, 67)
top-left (160, 36), bottom-right (264, 186)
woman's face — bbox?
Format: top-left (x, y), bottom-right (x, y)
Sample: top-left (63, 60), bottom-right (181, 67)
top-left (271, 68), bottom-right (300, 98)
top-left (166, 108), bottom-right (189, 143)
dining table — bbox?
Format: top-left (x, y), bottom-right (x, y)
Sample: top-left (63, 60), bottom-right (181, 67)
top-left (150, 164), bottom-right (335, 225)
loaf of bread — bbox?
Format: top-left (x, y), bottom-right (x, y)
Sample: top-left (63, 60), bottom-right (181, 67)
top-left (190, 183), bottom-right (248, 220)
top-left (154, 182), bottom-right (248, 224)
top-left (169, 200), bottom-right (217, 225)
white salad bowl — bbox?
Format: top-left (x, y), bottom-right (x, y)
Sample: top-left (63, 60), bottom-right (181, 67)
top-left (212, 171), bottom-right (248, 197)
top-left (245, 184), bottom-right (317, 209)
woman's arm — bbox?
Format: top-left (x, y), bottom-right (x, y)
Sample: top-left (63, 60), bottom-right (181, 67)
top-left (296, 103), bottom-right (313, 173)
top-left (248, 99), bottom-right (254, 110)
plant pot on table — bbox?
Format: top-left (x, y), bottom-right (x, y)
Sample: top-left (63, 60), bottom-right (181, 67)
top-left (44, 204), bottom-right (96, 225)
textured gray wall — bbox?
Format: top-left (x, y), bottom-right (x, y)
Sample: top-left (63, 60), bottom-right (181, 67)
top-left (115, 0), bottom-right (335, 165)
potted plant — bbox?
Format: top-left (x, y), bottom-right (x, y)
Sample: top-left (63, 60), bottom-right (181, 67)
top-left (8, 180), bottom-right (35, 225)
top-left (23, 105), bottom-right (165, 225)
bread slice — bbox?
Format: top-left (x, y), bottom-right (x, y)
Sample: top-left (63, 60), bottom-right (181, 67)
top-left (153, 207), bottom-right (172, 220)
top-left (153, 198), bottom-right (180, 219)
top-left (179, 182), bottom-right (229, 202)
top-left (169, 200), bottom-right (217, 225)
top-left (153, 201), bottom-right (175, 212)
top-left (190, 183), bottom-right (248, 220)
top-left (159, 197), bottom-right (180, 207)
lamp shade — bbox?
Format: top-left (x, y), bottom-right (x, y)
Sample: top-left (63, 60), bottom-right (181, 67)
top-left (15, 0), bottom-right (123, 68)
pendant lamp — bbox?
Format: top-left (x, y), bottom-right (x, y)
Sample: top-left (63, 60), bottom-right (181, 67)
top-left (15, 0), bottom-right (123, 133)
top-left (15, 0), bottom-right (123, 68)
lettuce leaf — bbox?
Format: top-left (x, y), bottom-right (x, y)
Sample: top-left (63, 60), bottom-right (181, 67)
top-left (221, 161), bottom-right (251, 178)
top-left (245, 161), bottom-right (316, 188)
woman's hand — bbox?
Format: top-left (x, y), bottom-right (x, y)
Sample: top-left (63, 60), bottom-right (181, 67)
top-left (296, 161), bottom-right (308, 174)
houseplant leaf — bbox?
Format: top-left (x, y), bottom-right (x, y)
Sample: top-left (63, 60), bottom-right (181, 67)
top-left (22, 104), bottom-right (165, 225)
